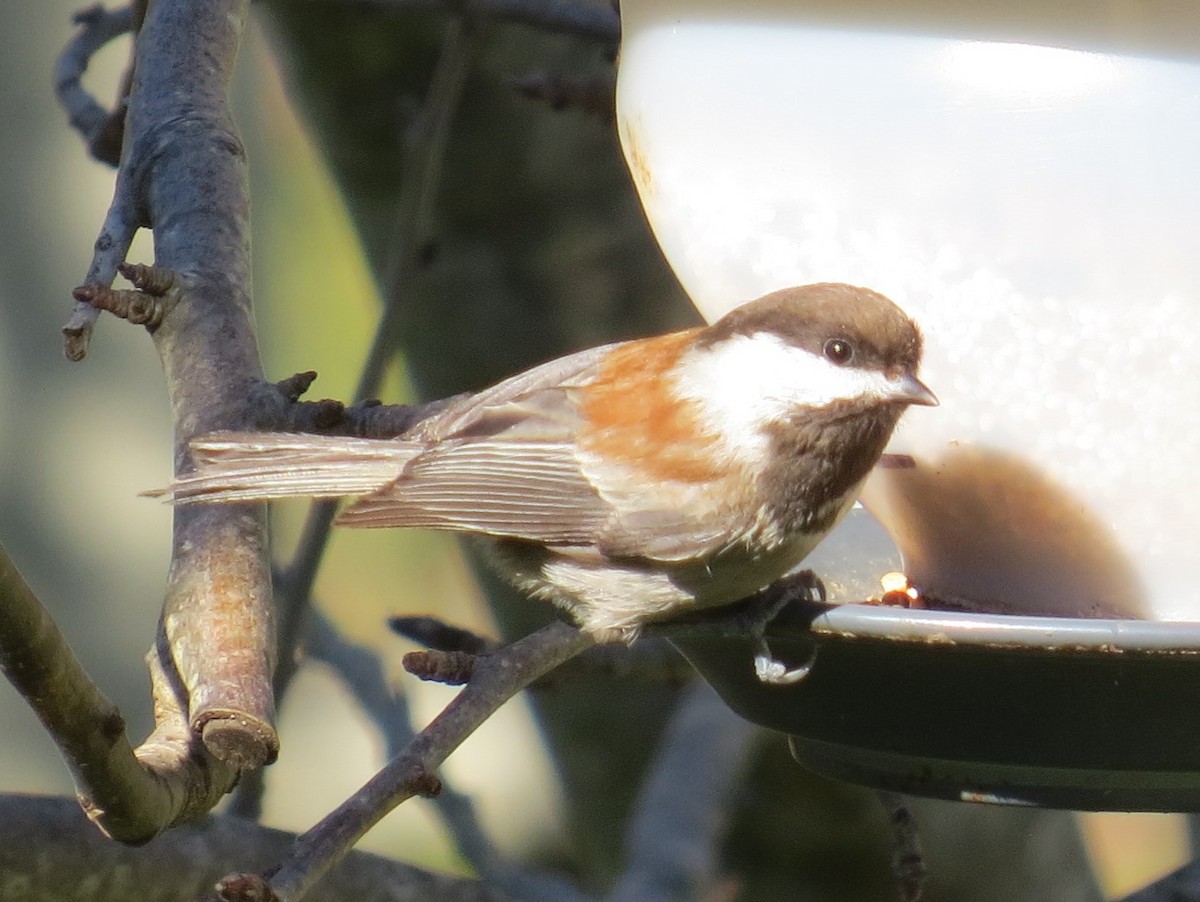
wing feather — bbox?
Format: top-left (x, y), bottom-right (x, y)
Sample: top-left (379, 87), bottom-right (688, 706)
top-left (407, 343), bottom-right (616, 441)
top-left (337, 440), bottom-right (610, 543)
top-left (335, 346), bottom-right (619, 540)
top-left (158, 433), bottom-right (417, 503)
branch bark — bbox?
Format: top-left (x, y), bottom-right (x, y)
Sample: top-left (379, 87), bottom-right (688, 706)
top-left (0, 794), bottom-right (510, 902)
top-left (52, 2), bottom-right (137, 167)
top-left (41, 0), bottom-right (289, 839)
top-left (101, 0), bottom-right (282, 770)
top-left (307, 608), bottom-right (587, 902)
top-left (0, 543), bottom-right (232, 843)
top-left (261, 620), bottom-right (595, 901)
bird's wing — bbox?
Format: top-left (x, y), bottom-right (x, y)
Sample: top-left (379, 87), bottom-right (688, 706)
top-left (405, 342), bottom-right (621, 442)
top-left (596, 506), bottom-right (734, 562)
top-left (338, 434), bottom-right (746, 561)
top-left (336, 438), bottom-right (612, 544)
top-left (343, 337), bottom-right (751, 559)
top-left (336, 343), bottom-right (617, 539)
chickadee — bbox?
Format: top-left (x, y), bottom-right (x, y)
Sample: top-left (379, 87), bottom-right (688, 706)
top-left (161, 283), bottom-right (936, 643)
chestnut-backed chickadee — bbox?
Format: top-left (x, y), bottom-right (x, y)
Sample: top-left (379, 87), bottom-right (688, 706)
top-left (161, 283), bottom-right (936, 643)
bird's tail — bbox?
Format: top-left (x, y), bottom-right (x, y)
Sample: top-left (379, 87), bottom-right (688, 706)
top-left (150, 432), bottom-right (419, 504)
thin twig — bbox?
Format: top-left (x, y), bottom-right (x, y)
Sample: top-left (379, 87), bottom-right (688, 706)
top-left (391, 614), bottom-right (694, 687)
top-left (306, 609), bottom-right (579, 900)
top-left (877, 791), bottom-right (926, 902)
top-left (57, 3), bottom-right (145, 356)
top-left (62, 184), bottom-right (141, 360)
top-left (262, 619), bottom-right (595, 901)
top-left (53, 3), bottom-right (138, 166)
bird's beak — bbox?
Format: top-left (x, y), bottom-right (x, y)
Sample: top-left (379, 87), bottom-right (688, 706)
top-left (892, 373), bottom-right (939, 407)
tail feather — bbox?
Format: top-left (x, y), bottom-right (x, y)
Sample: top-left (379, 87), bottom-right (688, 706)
top-left (150, 432), bottom-right (419, 504)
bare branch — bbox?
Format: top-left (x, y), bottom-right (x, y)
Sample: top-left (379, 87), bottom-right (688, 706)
top-left (306, 608), bottom-right (579, 899)
top-left (259, 620), bottom-right (595, 901)
top-left (0, 543), bottom-right (237, 843)
top-left (0, 794), bottom-right (511, 902)
top-left (63, 189), bottom-right (141, 359)
top-left (58, 0), bottom-right (284, 828)
top-left (877, 791), bottom-right (926, 902)
top-left (391, 614), bottom-right (694, 687)
top-left (119, 0), bottom-right (281, 775)
top-left (53, 2), bottom-right (138, 167)
top-left (57, 3), bottom-right (145, 356)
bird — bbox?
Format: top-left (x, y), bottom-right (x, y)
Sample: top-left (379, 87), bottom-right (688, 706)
top-left (160, 283), bottom-right (936, 645)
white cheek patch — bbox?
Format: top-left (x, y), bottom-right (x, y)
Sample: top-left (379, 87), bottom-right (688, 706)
top-left (671, 332), bottom-right (896, 459)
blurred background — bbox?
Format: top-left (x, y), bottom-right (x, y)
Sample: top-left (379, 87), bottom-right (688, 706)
top-left (0, 1), bottom-right (1192, 899)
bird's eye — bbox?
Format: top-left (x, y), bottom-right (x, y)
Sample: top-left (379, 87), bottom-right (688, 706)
top-left (823, 338), bottom-right (854, 366)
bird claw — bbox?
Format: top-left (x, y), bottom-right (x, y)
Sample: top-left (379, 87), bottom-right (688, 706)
top-left (655, 569), bottom-right (826, 684)
top-left (753, 641), bottom-right (816, 685)
top-left (750, 570), bottom-right (824, 685)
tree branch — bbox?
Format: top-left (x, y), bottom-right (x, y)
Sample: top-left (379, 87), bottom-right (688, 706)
top-left (121, 0), bottom-right (280, 774)
top-left (0, 794), bottom-right (511, 902)
top-left (53, 0), bottom-right (287, 837)
top-left (258, 620), bottom-right (595, 901)
top-left (391, 614), bottom-right (695, 687)
top-left (62, 174), bottom-right (140, 358)
top-left (0, 543), bottom-right (235, 843)
top-left (307, 608), bottom-right (585, 901)
top-left (53, 2), bottom-right (138, 167)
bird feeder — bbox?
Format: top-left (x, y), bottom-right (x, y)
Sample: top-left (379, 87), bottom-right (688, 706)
top-left (617, 0), bottom-right (1200, 809)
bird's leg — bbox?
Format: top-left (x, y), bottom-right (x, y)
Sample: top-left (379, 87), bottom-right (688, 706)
top-left (750, 570), bottom-right (825, 685)
top-left (654, 569), bottom-right (826, 685)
